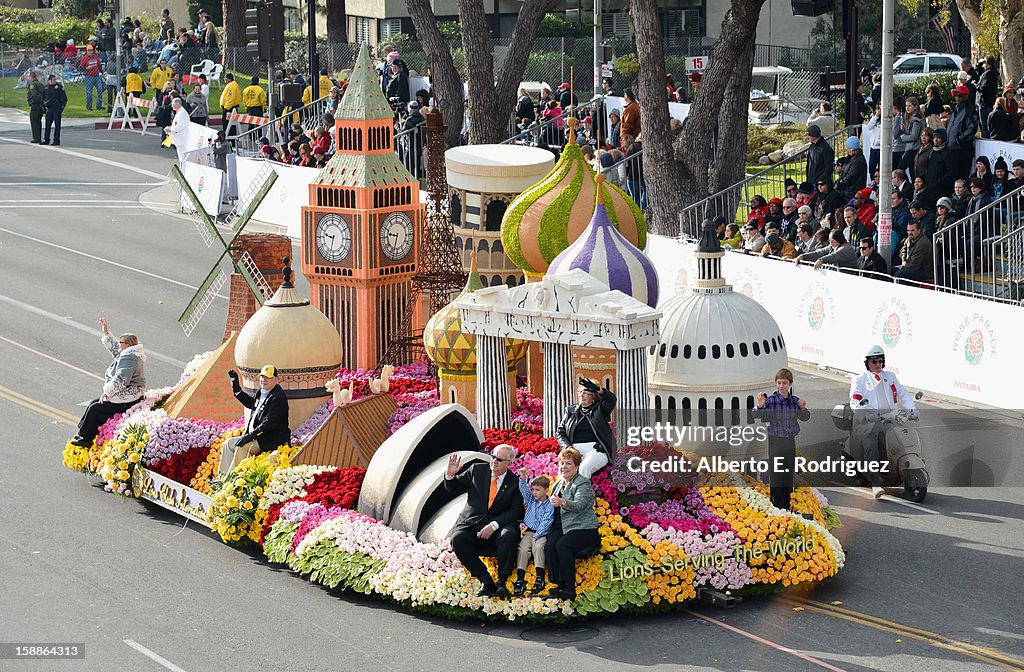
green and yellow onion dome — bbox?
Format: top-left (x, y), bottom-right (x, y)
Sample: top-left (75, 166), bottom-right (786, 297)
top-left (501, 118), bottom-right (647, 278)
top-left (423, 256), bottom-right (528, 377)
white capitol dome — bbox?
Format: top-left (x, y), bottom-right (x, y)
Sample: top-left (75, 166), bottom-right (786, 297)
top-left (648, 226), bottom-right (788, 420)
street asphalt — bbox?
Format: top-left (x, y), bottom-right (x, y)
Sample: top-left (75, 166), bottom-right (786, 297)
top-left (1, 124), bottom-right (1022, 672)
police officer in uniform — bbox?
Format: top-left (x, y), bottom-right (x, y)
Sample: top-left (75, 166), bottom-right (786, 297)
top-left (42, 74), bottom-right (67, 146)
top-left (26, 70), bottom-right (45, 144)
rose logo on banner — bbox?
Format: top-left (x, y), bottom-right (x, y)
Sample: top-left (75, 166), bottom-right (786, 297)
top-left (675, 267), bottom-right (689, 295)
top-left (872, 297), bottom-right (912, 349)
top-left (808, 296), bottom-right (826, 330)
top-left (197, 174), bottom-right (205, 194)
top-left (797, 282), bottom-right (834, 333)
top-left (964, 329), bottom-right (985, 365)
top-left (730, 268), bottom-right (760, 300)
top-left (953, 314), bottom-right (997, 367)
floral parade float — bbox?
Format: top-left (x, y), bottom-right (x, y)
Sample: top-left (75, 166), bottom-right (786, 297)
top-left (62, 46), bottom-right (843, 620)
top-left (61, 221), bottom-right (845, 624)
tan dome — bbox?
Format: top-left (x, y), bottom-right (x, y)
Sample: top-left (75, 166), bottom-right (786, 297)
top-left (236, 275), bottom-right (343, 374)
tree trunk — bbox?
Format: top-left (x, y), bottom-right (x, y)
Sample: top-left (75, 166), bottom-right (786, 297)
top-left (632, 0), bottom-right (766, 234)
top-left (326, 0), bottom-right (348, 45)
top-left (406, 0), bottom-right (466, 147)
top-left (999, 0), bottom-right (1024, 86)
top-left (222, 0), bottom-right (247, 54)
top-left (460, 0), bottom-right (560, 144)
top-left (955, 0), bottom-right (984, 60)
top-left (706, 37), bottom-right (755, 228)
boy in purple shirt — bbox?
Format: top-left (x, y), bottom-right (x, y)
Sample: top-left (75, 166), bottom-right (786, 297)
top-left (513, 471), bottom-right (555, 596)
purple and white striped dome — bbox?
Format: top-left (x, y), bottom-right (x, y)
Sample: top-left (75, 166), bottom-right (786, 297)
top-left (548, 200), bottom-right (659, 308)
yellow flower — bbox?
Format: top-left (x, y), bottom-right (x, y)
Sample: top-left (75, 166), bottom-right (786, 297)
top-left (242, 500), bottom-right (254, 511)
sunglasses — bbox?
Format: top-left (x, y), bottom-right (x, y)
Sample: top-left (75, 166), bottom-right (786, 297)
top-left (492, 456), bottom-right (511, 463)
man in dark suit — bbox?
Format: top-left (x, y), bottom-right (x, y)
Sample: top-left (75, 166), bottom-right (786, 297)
top-left (445, 444), bottom-right (524, 597)
top-left (220, 365), bottom-right (290, 474)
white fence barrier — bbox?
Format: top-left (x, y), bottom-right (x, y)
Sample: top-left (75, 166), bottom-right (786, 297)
top-left (235, 157), bottom-right (320, 238)
top-left (647, 235), bottom-right (1023, 408)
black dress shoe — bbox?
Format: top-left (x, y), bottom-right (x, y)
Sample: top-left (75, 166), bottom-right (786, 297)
top-left (475, 583), bottom-right (497, 597)
top-left (494, 585), bottom-right (511, 598)
top-left (513, 579), bottom-right (526, 597)
top-left (51, 142), bottom-right (60, 146)
top-left (70, 437), bottom-right (92, 447)
top-left (553, 588), bottom-right (576, 600)
top-left (41, 141), bottom-right (50, 145)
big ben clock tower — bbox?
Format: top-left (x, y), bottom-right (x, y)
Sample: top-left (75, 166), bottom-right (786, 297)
top-left (300, 44), bottom-right (423, 369)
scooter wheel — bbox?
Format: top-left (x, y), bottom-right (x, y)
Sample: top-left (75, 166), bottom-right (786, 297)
top-left (904, 486), bottom-right (927, 503)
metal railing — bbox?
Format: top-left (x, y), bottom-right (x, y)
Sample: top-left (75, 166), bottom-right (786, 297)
top-left (933, 184), bottom-right (1024, 301)
top-left (394, 123), bottom-right (425, 180)
top-left (677, 124), bottom-right (860, 239)
top-left (231, 95), bottom-right (332, 156)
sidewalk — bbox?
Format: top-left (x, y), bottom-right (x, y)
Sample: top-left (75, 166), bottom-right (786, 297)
top-left (0, 107), bottom-right (102, 134)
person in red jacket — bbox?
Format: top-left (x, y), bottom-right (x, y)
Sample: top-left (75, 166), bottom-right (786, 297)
top-left (79, 44), bottom-right (104, 110)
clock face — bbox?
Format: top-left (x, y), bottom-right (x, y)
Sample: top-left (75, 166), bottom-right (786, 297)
top-left (316, 213), bottom-right (351, 263)
top-left (380, 211), bottom-right (414, 261)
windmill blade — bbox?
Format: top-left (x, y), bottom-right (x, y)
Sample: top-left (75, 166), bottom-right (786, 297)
top-left (235, 251), bottom-right (271, 306)
top-left (178, 264), bottom-right (228, 336)
top-left (170, 164), bottom-right (226, 249)
top-left (225, 163), bottom-right (278, 236)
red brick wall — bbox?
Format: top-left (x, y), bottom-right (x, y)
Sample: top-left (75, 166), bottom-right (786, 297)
top-left (223, 233), bottom-right (293, 341)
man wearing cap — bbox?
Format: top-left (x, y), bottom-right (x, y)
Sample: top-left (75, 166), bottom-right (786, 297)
top-left (795, 181), bottom-right (815, 206)
top-left (947, 84), bottom-right (979, 181)
top-left (761, 232), bottom-right (797, 260)
top-left (810, 178), bottom-right (843, 222)
top-left (243, 76), bottom-right (267, 129)
top-left (222, 365), bottom-right (291, 474)
top-left (385, 56), bottom-right (410, 106)
top-left (805, 123), bottom-right (835, 188)
top-left (26, 70), bottom-right (44, 144)
top-left (558, 82), bottom-right (577, 112)
top-left (778, 198), bottom-right (801, 241)
top-left (556, 378), bottom-right (617, 479)
top-left (150, 58), bottom-right (174, 95)
top-left (79, 43), bottom-right (103, 111)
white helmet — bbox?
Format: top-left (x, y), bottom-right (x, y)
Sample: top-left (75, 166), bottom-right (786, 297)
top-left (864, 344), bottom-right (885, 370)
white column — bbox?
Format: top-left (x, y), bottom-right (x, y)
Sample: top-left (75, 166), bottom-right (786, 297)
top-left (615, 347), bottom-right (649, 448)
top-left (542, 341), bottom-right (575, 437)
top-left (476, 335), bottom-right (511, 430)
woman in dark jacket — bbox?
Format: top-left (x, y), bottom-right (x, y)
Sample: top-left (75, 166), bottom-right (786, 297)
top-left (555, 377), bottom-right (616, 479)
top-left (988, 97), bottom-right (1016, 142)
top-left (970, 156), bottom-right (993, 194)
top-left (835, 136), bottom-right (867, 200)
top-left (515, 88), bottom-right (535, 124)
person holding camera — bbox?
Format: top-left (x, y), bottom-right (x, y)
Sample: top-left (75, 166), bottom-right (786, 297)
top-left (220, 365), bottom-right (290, 474)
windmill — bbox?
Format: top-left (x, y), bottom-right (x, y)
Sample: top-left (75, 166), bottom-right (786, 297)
top-left (171, 163), bottom-right (279, 336)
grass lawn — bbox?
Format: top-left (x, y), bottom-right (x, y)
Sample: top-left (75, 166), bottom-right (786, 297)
top-left (0, 72), bottom-right (232, 118)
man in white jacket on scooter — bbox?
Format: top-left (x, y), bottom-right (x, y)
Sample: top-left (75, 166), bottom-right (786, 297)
top-left (850, 345), bottom-right (919, 499)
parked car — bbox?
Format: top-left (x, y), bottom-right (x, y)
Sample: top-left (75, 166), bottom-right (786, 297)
top-left (892, 51), bottom-right (962, 84)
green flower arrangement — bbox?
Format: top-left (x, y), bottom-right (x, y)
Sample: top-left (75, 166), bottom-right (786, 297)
top-left (573, 546), bottom-right (652, 616)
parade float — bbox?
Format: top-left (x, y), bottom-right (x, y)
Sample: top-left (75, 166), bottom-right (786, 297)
top-left (61, 45), bottom-right (844, 623)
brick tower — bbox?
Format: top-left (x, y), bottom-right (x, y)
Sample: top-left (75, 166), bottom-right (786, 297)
top-left (224, 232), bottom-right (293, 341)
top-left (300, 43), bottom-right (424, 369)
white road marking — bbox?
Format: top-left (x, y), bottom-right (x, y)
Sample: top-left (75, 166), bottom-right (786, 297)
top-left (0, 293), bottom-right (186, 369)
top-left (0, 137), bottom-right (168, 179)
top-left (0, 205), bottom-right (150, 208)
top-left (0, 181), bottom-right (166, 186)
top-left (123, 640), bottom-right (190, 672)
top-left (827, 482), bottom-right (940, 514)
top-left (0, 199), bottom-right (136, 203)
top-left (0, 226), bottom-right (229, 299)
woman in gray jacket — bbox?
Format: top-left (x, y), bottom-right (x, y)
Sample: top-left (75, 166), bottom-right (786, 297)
top-left (898, 97), bottom-right (924, 175)
top-left (70, 318), bottom-right (146, 447)
top-left (545, 448), bottom-right (602, 600)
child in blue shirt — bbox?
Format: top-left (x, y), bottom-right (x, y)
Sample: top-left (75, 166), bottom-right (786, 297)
top-left (514, 470), bottom-right (555, 596)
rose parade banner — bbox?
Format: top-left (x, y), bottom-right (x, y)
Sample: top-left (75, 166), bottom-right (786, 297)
top-left (648, 236), bottom-right (1024, 409)
top-left (179, 161), bottom-right (224, 217)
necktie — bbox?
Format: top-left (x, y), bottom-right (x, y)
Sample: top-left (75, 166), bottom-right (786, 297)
top-left (488, 474), bottom-right (498, 508)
